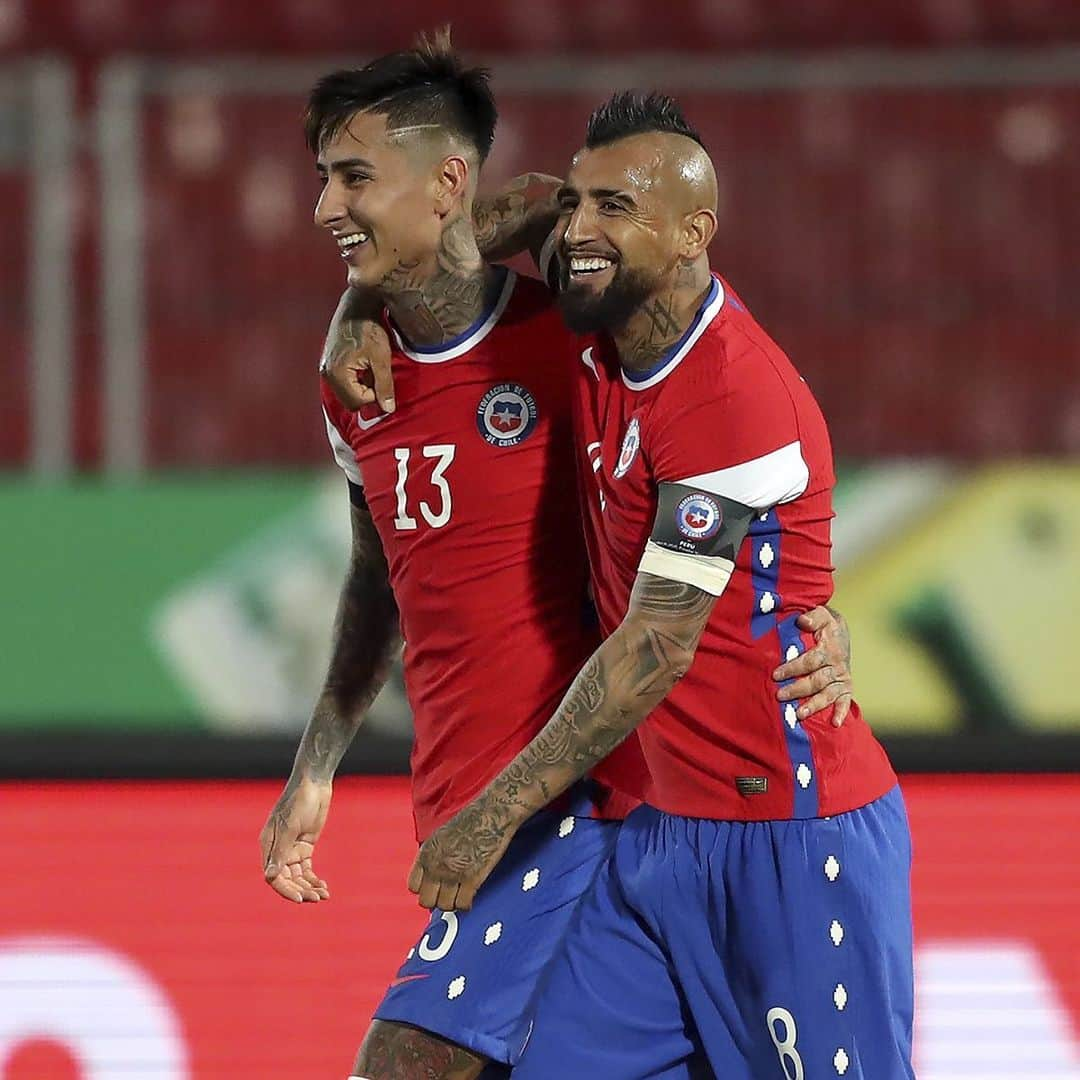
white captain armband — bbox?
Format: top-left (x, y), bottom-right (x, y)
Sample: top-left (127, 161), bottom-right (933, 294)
top-left (638, 483), bottom-right (758, 596)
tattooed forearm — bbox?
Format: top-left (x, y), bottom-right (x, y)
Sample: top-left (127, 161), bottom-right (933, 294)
top-left (473, 172), bottom-right (562, 262)
top-left (355, 1020), bottom-right (487, 1080)
top-left (291, 503), bottom-right (399, 784)
top-left (425, 576), bottom-right (715, 866)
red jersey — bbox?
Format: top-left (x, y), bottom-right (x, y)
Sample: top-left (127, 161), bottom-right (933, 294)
top-left (323, 269), bottom-right (642, 839)
top-left (572, 275), bottom-right (896, 821)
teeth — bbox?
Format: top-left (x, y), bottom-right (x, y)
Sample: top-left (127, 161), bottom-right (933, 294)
top-left (570, 256), bottom-right (613, 273)
top-left (337, 232), bottom-right (368, 249)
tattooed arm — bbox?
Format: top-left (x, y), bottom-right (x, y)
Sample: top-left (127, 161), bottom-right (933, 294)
top-left (472, 171), bottom-right (562, 264)
top-left (320, 173), bottom-right (562, 412)
top-left (259, 499), bottom-right (400, 903)
top-left (408, 573), bottom-right (716, 912)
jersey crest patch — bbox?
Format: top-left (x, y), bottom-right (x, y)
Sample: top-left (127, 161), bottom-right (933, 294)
top-left (613, 417), bottom-right (641, 479)
top-left (675, 493), bottom-right (723, 540)
top-left (476, 383), bottom-right (539, 447)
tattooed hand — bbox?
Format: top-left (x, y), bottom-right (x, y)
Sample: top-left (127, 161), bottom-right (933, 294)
top-left (773, 605), bottom-right (854, 726)
top-left (406, 575), bottom-right (717, 912)
top-left (260, 775), bottom-right (332, 903)
top-left (407, 797), bottom-right (518, 911)
top-left (320, 288), bottom-right (396, 413)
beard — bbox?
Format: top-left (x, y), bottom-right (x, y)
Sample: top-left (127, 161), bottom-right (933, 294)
top-left (557, 263), bottom-right (657, 333)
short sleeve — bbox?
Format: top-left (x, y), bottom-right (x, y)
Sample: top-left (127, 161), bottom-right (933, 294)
top-left (636, 345), bottom-right (809, 595)
top-left (646, 349), bottom-right (808, 511)
top-left (321, 383), bottom-right (364, 487)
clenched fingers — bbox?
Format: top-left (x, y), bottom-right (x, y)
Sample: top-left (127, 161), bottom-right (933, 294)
top-left (369, 353), bottom-right (396, 414)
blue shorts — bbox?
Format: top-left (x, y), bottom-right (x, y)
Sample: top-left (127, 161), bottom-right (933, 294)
top-left (373, 785), bottom-right (618, 1068)
top-left (512, 786), bottom-right (914, 1080)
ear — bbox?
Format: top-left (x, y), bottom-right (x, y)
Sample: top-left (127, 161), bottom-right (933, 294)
top-left (681, 208), bottom-right (717, 259)
top-left (433, 155), bottom-right (471, 217)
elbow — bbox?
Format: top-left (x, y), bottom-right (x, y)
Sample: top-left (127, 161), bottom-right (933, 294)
top-left (621, 621), bottom-right (698, 700)
top-left (664, 648), bottom-right (695, 689)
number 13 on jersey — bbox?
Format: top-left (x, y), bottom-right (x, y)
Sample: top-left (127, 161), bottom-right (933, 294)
top-left (393, 445), bottom-right (456, 531)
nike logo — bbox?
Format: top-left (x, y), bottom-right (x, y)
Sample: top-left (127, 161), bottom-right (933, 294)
top-left (388, 973), bottom-right (430, 989)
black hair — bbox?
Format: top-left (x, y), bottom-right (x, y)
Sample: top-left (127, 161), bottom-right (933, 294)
top-left (585, 90), bottom-right (705, 151)
top-left (304, 27), bottom-right (496, 162)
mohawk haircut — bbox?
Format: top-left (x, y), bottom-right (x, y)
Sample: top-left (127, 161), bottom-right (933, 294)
top-left (585, 91), bottom-right (705, 151)
top-left (304, 27), bottom-right (496, 162)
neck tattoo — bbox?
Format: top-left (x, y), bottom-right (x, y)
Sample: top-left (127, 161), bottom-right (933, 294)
top-left (616, 259), bottom-right (712, 372)
top-left (381, 216), bottom-right (494, 348)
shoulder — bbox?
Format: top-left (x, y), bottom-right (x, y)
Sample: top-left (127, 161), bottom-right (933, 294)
top-left (496, 272), bottom-right (578, 361)
top-left (663, 297), bottom-right (804, 422)
top-left (501, 271), bottom-right (562, 321)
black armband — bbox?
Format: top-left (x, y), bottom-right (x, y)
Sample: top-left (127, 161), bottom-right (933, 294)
top-left (650, 483), bottom-right (757, 560)
top-left (347, 480), bottom-right (367, 510)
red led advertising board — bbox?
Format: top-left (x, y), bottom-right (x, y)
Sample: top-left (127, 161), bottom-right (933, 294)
top-left (0, 776), bottom-right (1077, 1078)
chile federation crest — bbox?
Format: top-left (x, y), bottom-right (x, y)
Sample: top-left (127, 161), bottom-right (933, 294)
top-left (613, 417), bottom-right (641, 479)
top-left (675, 493), bottom-right (723, 541)
top-left (476, 383), bottom-right (539, 447)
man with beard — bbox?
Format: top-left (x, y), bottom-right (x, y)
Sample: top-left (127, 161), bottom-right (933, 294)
top-left (267, 32), bottom-right (858, 1079)
top-left (408, 93), bottom-right (914, 1079)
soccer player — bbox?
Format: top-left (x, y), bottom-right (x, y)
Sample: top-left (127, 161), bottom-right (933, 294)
top-left (408, 93), bottom-right (914, 1078)
top-left (260, 35), bottom-right (858, 1080)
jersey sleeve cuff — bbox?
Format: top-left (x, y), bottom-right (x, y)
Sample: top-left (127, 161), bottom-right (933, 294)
top-left (323, 407), bottom-right (364, 486)
top-left (638, 540), bottom-right (734, 597)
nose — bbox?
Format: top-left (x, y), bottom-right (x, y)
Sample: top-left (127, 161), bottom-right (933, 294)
top-left (562, 203), bottom-right (597, 250)
top-left (314, 177), bottom-right (347, 229)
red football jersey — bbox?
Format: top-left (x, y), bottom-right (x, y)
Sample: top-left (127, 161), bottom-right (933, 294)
top-left (323, 269), bottom-right (643, 839)
top-left (572, 275), bottom-right (897, 820)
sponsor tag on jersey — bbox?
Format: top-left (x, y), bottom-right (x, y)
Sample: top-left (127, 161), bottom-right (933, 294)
top-left (736, 776), bottom-right (768, 795)
top-left (476, 383), bottom-right (539, 447)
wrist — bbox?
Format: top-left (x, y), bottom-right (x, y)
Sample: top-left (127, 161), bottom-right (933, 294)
top-left (482, 783), bottom-right (540, 833)
top-left (288, 769), bottom-right (333, 790)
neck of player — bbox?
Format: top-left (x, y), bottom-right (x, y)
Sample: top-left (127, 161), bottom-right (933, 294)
top-left (614, 258), bottom-right (713, 373)
top-left (380, 215), bottom-right (499, 349)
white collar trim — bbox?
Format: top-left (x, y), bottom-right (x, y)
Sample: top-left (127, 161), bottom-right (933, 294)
top-left (391, 269), bottom-right (517, 364)
top-left (621, 277), bottom-right (725, 391)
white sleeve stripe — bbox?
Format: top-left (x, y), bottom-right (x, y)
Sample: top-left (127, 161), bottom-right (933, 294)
top-left (675, 441), bottom-right (809, 509)
top-left (323, 408), bottom-right (363, 486)
top-left (638, 540), bottom-right (734, 597)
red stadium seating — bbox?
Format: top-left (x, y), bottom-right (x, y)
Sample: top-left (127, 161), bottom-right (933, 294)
top-left (125, 84), bottom-right (1080, 464)
top-left (9, 0), bottom-right (1080, 56)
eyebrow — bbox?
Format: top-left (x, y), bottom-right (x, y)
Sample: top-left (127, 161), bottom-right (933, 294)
top-left (315, 156), bottom-right (376, 174)
top-left (557, 184), bottom-right (637, 208)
